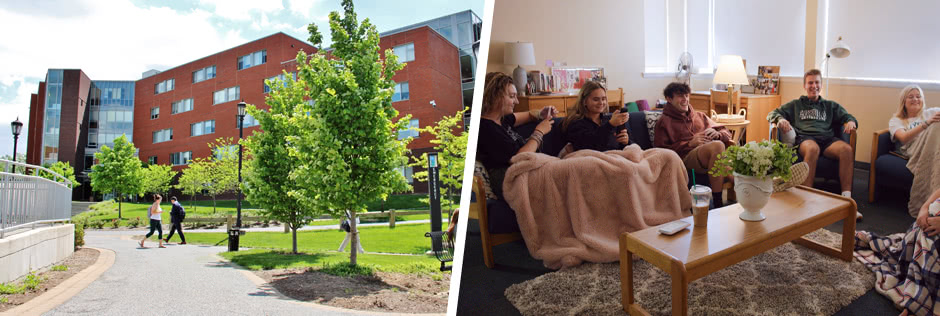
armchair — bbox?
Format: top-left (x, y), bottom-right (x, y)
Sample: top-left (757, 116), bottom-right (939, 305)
top-left (770, 123), bottom-right (856, 184)
top-left (868, 129), bottom-right (913, 202)
top-left (470, 174), bottom-right (521, 268)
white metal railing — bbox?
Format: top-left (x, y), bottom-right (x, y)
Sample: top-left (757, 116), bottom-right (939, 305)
top-left (0, 159), bottom-right (73, 238)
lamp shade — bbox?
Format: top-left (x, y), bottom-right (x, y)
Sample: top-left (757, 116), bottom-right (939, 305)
top-left (713, 55), bottom-right (749, 85)
top-left (503, 42), bottom-right (535, 66)
top-left (236, 101), bottom-right (247, 117)
top-left (829, 36), bottom-right (851, 58)
top-left (11, 117), bottom-right (23, 136)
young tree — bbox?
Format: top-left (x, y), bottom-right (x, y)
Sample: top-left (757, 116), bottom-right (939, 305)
top-left (140, 164), bottom-right (176, 200)
top-left (206, 138), bottom-right (239, 213)
top-left (409, 108), bottom-right (468, 210)
top-left (175, 158), bottom-right (211, 212)
top-left (39, 161), bottom-right (81, 188)
top-left (243, 73), bottom-right (321, 254)
top-left (89, 135), bottom-right (142, 218)
top-left (289, 0), bottom-right (412, 265)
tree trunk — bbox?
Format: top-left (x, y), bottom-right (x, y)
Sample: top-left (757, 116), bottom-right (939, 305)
top-left (290, 212), bottom-right (298, 254)
top-left (349, 209), bottom-right (358, 266)
top-left (212, 195), bottom-right (217, 214)
top-left (117, 193), bottom-right (123, 219)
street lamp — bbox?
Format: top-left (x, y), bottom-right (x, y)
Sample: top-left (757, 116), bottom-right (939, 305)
top-left (11, 117), bottom-right (23, 174)
top-left (228, 101), bottom-right (247, 251)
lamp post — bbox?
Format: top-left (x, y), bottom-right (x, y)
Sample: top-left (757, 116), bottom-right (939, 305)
top-left (11, 117), bottom-right (23, 174)
top-left (228, 101), bottom-right (247, 251)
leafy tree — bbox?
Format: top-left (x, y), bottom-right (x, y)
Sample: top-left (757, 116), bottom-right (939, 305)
top-left (206, 138), bottom-right (240, 213)
top-left (139, 164), bottom-right (176, 200)
top-left (409, 108), bottom-right (467, 209)
top-left (39, 161), bottom-right (80, 188)
top-left (89, 135), bottom-right (142, 218)
top-left (174, 158), bottom-right (211, 212)
top-left (290, 0), bottom-right (412, 265)
top-left (243, 73), bottom-right (322, 254)
top-left (1, 153), bottom-right (26, 174)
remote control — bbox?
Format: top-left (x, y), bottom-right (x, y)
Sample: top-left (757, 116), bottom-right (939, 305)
top-left (658, 221), bottom-right (690, 235)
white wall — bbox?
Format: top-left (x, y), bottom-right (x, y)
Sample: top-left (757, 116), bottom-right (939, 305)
top-left (0, 225), bottom-right (74, 283)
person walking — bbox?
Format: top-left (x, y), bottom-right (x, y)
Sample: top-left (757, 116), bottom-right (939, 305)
top-left (140, 194), bottom-right (165, 248)
top-left (164, 196), bottom-right (186, 244)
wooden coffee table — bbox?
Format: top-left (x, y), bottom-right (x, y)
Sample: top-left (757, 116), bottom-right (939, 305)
top-left (619, 186), bottom-right (857, 316)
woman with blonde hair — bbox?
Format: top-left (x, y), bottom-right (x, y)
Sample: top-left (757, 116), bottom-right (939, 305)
top-left (140, 194), bottom-right (165, 248)
top-left (477, 72), bottom-right (557, 199)
top-left (888, 84), bottom-right (940, 217)
top-left (562, 81), bottom-right (631, 151)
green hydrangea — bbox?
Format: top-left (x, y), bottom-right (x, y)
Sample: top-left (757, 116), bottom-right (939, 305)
top-left (709, 140), bottom-right (797, 181)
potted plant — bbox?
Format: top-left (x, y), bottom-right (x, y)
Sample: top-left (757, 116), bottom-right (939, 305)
top-left (709, 140), bottom-right (797, 221)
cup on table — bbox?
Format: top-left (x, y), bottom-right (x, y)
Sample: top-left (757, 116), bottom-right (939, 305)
top-left (691, 185), bottom-right (712, 227)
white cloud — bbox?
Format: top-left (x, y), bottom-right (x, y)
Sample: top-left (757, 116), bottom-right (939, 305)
top-left (197, 0), bottom-right (284, 21)
top-left (287, 0), bottom-right (322, 19)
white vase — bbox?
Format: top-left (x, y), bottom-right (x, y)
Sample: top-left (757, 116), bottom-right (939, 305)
top-left (734, 172), bottom-right (774, 221)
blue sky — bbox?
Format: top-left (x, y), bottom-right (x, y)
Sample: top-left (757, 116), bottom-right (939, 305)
top-left (0, 0), bottom-right (483, 158)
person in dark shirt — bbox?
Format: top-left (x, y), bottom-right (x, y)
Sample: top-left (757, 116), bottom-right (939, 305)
top-left (164, 196), bottom-right (186, 244)
top-left (767, 69), bottom-right (859, 218)
top-left (562, 80), bottom-right (631, 151)
top-left (477, 72), bottom-right (556, 199)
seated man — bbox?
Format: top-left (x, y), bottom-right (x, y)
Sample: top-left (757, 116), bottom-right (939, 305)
top-left (654, 82), bottom-right (734, 208)
top-left (766, 69), bottom-right (860, 218)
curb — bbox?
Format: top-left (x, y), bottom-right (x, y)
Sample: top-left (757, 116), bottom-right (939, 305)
top-left (212, 253), bottom-right (446, 316)
top-left (1, 247), bottom-right (116, 316)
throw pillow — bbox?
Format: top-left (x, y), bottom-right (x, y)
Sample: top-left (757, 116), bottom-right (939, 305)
top-left (473, 161), bottom-right (497, 200)
top-left (644, 111), bottom-right (663, 144)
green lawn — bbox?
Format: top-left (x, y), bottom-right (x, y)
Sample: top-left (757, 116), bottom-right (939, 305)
top-left (219, 249), bottom-right (441, 274)
top-left (180, 223), bottom-right (446, 255)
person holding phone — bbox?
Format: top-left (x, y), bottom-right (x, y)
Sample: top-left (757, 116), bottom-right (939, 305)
top-left (478, 72), bottom-right (557, 200)
top-left (562, 81), bottom-right (632, 151)
top-left (654, 82), bottom-right (734, 208)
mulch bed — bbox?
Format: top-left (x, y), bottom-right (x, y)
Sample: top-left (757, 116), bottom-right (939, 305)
top-left (257, 269), bottom-right (450, 313)
top-left (0, 248), bottom-right (100, 312)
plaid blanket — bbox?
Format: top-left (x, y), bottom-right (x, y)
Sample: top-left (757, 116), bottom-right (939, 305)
top-left (855, 227), bottom-right (940, 316)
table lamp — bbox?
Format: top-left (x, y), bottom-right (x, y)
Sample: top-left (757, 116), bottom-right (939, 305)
top-left (712, 55), bottom-right (750, 123)
top-left (504, 42), bottom-right (535, 97)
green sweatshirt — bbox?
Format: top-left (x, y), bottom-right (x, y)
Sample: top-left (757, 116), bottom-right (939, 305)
top-left (766, 96), bottom-right (858, 138)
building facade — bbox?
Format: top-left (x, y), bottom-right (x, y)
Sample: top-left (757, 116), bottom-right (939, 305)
top-left (27, 13), bottom-right (469, 199)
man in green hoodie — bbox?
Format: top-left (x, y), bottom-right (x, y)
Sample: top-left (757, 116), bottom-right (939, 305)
top-left (767, 69), bottom-right (860, 218)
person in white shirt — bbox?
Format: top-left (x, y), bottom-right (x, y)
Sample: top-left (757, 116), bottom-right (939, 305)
top-left (140, 194), bottom-right (165, 248)
top-left (887, 84), bottom-right (940, 217)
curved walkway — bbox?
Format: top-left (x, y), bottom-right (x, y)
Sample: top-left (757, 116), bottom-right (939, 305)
top-left (41, 232), bottom-right (408, 316)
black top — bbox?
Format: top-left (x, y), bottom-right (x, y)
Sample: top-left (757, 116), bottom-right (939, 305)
top-left (565, 113), bottom-right (631, 152)
top-left (477, 114), bottom-right (527, 170)
top-left (170, 202), bottom-right (185, 223)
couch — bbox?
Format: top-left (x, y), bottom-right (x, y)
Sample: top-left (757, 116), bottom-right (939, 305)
top-left (868, 129), bottom-right (913, 202)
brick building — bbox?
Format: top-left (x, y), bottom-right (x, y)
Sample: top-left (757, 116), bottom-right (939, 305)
top-left (26, 11), bottom-right (478, 200)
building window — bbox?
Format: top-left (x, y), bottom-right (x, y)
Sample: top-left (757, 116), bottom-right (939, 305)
top-left (190, 120), bottom-right (215, 137)
top-left (170, 151), bottom-right (192, 166)
top-left (398, 166), bottom-right (414, 184)
top-left (263, 72), bottom-right (295, 93)
top-left (148, 156), bottom-right (157, 165)
top-left (237, 50), bottom-right (267, 70)
top-left (393, 43), bottom-right (415, 62)
top-left (436, 25), bottom-right (453, 42)
top-left (192, 65), bottom-right (216, 83)
top-left (153, 128), bottom-right (173, 143)
top-left (87, 131), bottom-right (97, 148)
top-left (397, 118), bottom-right (419, 140)
top-left (150, 107), bottom-right (159, 120)
top-left (172, 98), bottom-right (194, 114)
top-left (213, 86), bottom-right (240, 105)
top-left (238, 114), bottom-right (259, 128)
top-left (84, 155), bottom-right (95, 171)
top-left (214, 145), bottom-right (238, 160)
top-left (392, 82), bottom-right (409, 102)
top-left (154, 78), bottom-right (175, 94)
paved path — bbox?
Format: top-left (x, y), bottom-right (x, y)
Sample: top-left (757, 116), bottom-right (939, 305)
top-left (86, 218), bottom-right (447, 235)
top-left (44, 232), bottom-right (371, 316)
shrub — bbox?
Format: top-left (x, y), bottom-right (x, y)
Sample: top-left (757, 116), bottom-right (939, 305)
top-left (22, 273), bottom-right (43, 291)
top-left (51, 265), bottom-right (68, 272)
top-left (74, 222), bottom-right (85, 250)
top-left (111, 219), bottom-right (120, 229)
top-left (91, 220), bottom-right (105, 229)
top-left (319, 262), bottom-right (375, 277)
top-left (127, 217), bottom-right (141, 228)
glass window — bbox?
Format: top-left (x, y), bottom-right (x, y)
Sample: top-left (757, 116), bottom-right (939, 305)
top-left (239, 114), bottom-right (259, 128)
top-left (437, 26), bottom-right (453, 42)
top-left (458, 22), bottom-right (471, 47)
top-left (191, 120), bottom-right (215, 136)
top-left (393, 82), bottom-right (409, 102)
top-left (214, 145), bottom-right (238, 160)
top-left (214, 86), bottom-right (239, 104)
top-left (150, 107), bottom-right (159, 119)
top-left (172, 98), bottom-right (193, 114)
top-left (148, 156), bottom-right (157, 165)
top-left (393, 43), bottom-right (415, 62)
top-left (154, 79), bottom-right (174, 94)
top-left (171, 151), bottom-right (192, 165)
top-left (238, 50), bottom-right (267, 70)
top-left (397, 118), bottom-right (419, 140)
top-left (153, 128), bottom-right (172, 143)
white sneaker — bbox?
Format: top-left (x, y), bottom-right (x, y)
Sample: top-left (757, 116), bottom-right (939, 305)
top-left (856, 211), bottom-right (863, 220)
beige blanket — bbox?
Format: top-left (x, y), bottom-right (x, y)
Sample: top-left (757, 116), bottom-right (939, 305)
top-left (907, 123), bottom-right (940, 217)
top-left (503, 145), bottom-right (692, 269)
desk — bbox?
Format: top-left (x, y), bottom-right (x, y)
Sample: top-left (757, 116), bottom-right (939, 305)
top-left (690, 91), bottom-right (780, 143)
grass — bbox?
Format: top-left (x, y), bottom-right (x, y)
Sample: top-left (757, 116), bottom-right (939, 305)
top-left (218, 249), bottom-right (441, 275)
top-left (180, 223), bottom-right (445, 255)
top-left (51, 265), bottom-right (68, 272)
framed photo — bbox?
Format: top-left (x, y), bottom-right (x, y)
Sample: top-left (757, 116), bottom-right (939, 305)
top-left (550, 67), bottom-right (605, 92)
top-left (756, 66), bottom-right (780, 95)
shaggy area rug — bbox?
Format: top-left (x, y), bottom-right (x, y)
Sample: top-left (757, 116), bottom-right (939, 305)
top-left (505, 229), bottom-right (875, 316)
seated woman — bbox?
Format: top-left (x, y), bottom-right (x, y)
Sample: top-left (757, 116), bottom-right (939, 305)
top-left (888, 84), bottom-right (940, 216)
top-left (562, 80), bottom-right (632, 151)
top-left (477, 72), bottom-right (557, 200)
top-left (856, 187), bottom-right (940, 316)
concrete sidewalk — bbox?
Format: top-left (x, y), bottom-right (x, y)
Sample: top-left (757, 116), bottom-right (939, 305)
top-left (85, 218), bottom-right (449, 235)
top-left (43, 232), bottom-right (421, 316)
